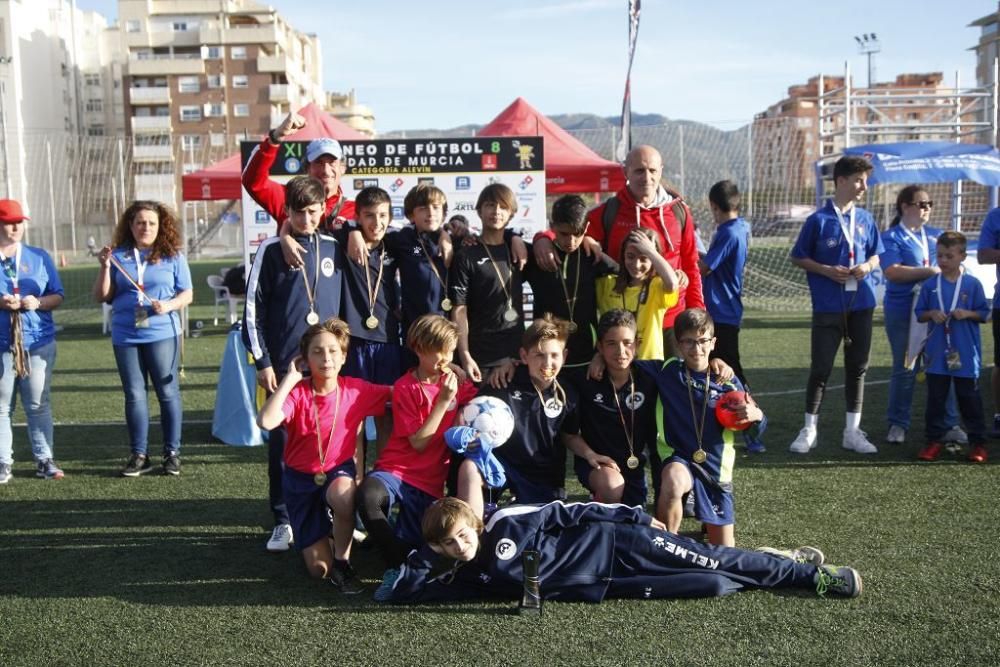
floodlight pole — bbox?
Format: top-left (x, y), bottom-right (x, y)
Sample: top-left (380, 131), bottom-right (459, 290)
top-left (854, 33), bottom-right (880, 88)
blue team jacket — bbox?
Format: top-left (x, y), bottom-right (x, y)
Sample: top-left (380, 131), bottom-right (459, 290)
top-left (389, 501), bottom-right (655, 604)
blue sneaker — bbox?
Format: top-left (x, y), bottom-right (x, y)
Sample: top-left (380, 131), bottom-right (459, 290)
top-left (35, 459), bottom-right (64, 480)
top-left (374, 568), bottom-right (401, 602)
top-left (815, 565), bottom-right (863, 598)
top-left (744, 434), bottom-right (766, 454)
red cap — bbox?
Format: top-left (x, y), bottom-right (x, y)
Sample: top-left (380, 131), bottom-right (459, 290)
top-left (0, 199), bottom-right (29, 223)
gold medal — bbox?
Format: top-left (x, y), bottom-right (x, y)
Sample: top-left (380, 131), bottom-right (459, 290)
top-left (626, 455), bottom-right (640, 470)
top-left (365, 315), bottom-right (379, 329)
top-left (306, 311), bottom-right (319, 325)
top-left (916, 370), bottom-right (926, 383)
top-left (567, 321), bottom-right (578, 333)
top-left (692, 449), bottom-right (707, 464)
top-left (313, 472), bottom-right (327, 486)
top-left (503, 307), bottom-right (518, 323)
top-left (440, 297), bottom-right (453, 312)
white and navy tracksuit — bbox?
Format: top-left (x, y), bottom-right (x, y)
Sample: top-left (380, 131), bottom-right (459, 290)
top-left (388, 501), bottom-right (816, 603)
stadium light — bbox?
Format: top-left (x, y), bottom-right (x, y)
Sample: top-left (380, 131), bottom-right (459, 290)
top-left (854, 33), bottom-right (881, 88)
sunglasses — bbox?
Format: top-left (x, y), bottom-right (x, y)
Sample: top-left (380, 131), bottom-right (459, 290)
top-left (911, 200), bottom-right (934, 210)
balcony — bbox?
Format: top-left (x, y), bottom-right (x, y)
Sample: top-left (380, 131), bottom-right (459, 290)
top-left (257, 53), bottom-right (287, 73)
top-left (200, 23), bottom-right (279, 45)
top-left (133, 174), bottom-right (176, 201)
top-left (268, 84), bottom-right (289, 103)
top-left (129, 86), bottom-right (171, 105)
top-left (131, 115), bottom-right (172, 132)
top-left (133, 144), bottom-right (174, 161)
top-left (128, 54), bottom-right (204, 76)
top-left (125, 30), bottom-right (177, 49)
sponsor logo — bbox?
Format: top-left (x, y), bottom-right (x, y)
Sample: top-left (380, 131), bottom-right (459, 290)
top-left (593, 393), bottom-right (604, 404)
top-left (255, 210), bottom-right (271, 224)
top-left (353, 178), bottom-right (379, 190)
top-left (495, 538), bottom-right (517, 560)
top-left (519, 175), bottom-right (534, 190)
top-left (456, 176), bottom-right (471, 190)
top-left (481, 154), bottom-right (498, 170)
top-left (392, 206), bottom-right (404, 219)
top-left (283, 157), bottom-right (301, 173)
top-left (511, 390), bottom-right (523, 401)
top-left (389, 177), bottom-right (405, 192)
top-left (418, 177), bottom-right (435, 186)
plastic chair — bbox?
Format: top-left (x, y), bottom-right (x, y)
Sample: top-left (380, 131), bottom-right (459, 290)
top-left (101, 303), bottom-right (113, 335)
top-left (206, 274), bottom-right (243, 325)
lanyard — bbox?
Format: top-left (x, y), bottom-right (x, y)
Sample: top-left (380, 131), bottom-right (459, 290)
top-left (132, 248), bottom-right (150, 304)
top-left (900, 225), bottom-right (929, 267)
top-left (480, 240), bottom-right (513, 304)
top-left (1, 243), bottom-right (22, 294)
top-left (620, 280), bottom-right (651, 321)
top-left (300, 235), bottom-right (320, 314)
top-left (937, 269), bottom-right (964, 347)
top-left (833, 205), bottom-right (856, 266)
top-left (311, 379), bottom-right (342, 472)
top-left (559, 248), bottom-right (581, 324)
top-left (364, 244), bottom-right (386, 319)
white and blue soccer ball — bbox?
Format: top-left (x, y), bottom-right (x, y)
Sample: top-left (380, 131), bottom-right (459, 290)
top-left (458, 396), bottom-right (515, 447)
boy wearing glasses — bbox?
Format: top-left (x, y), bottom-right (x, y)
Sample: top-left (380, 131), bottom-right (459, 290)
top-left (636, 308), bottom-right (764, 547)
top-left (789, 156), bottom-right (883, 455)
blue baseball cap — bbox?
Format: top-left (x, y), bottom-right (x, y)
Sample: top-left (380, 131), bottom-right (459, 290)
top-left (306, 138), bottom-right (343, 162)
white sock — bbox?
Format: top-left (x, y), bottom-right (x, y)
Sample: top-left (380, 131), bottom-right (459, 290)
top-left (846, 412), bottom-right (861, 431)
top-left (805, 413), bottom-right (819, 430)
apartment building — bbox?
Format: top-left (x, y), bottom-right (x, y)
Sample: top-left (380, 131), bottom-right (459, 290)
top-left (327, 89), bottom-right (375, 138)
top-left (119, 0), bottom-right (324, 205)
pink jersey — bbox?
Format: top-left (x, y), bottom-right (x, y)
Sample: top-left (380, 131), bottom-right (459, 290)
top-left (375, 371), bottom-right (477, 497)
top-left (282, 376), bottom-right (390, 474)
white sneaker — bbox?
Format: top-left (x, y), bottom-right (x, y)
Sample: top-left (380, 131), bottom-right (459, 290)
top-left (842, 428), bottom-right (878, 454)
top-left (789, 427), bottom-right (817, 453)
top-left (266, 524), bottom-right (294, 552)
top-left (886, 424), bottom-right (906, 444)
top-left (943, 426), bottom-right (968, 445)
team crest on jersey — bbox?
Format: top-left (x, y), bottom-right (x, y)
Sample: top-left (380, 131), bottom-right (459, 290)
top-left (495, 538), bottom-right (517, 560)
top-left (511, 390), bottom-right (523, 401)
top-left (625, 392), bottom-right (645, 410)
top-left (320, 257), bottom-right (335, 277)
top-left (825, 238), bottom-right (838, 248)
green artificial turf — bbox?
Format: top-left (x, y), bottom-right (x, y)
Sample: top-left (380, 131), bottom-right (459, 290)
top-left (1, 304), bottom-right (999, 666)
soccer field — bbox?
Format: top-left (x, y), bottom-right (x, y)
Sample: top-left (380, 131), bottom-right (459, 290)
top-left (2, 299), bottom-right (999, 666)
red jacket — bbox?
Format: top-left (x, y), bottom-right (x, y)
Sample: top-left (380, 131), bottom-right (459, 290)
top-left (586, 186), bottom-right (704, 327)
top-left (241, 138), bottom-right (355, 232)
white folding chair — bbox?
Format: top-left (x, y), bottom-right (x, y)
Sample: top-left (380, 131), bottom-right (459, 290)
top-left (206, 274), bottom-right (242, 325)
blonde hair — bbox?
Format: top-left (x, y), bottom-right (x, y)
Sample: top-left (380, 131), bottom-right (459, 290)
top-left (406, 314), bottom-right (458, 354)
top-left (298, 317), bottom-right (351, 358)
top-left (422, 497), bottom-right (484, 545)
top-left (521, 312), bottom-right (571, 352)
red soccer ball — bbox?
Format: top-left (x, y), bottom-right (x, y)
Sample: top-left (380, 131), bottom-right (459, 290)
top-left (715, 390), bottom-right (752, 431)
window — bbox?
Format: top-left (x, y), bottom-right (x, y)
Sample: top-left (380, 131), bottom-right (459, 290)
top-left (125, 20), bottom-right (141, 33)
top-left (85, 100), bottom-right (103, 112)
top-left (204, 102), bottom-right (225, 117)
top-left (232, 75), bottom-right (248, 89)
top-left (87, 127), bottom-right (105, 136)
top-left (180, 135), bottom-right (202, 149)
top-left (172, 21), bottom-right (188, 32)
top-left (231, 46), bottom-right (247, 60)
top-left (180, 105), bottom-right (202, 122)
top-left (207, 74), bottom-right (223, 89)
top-left (177, 76), bottom-right (200, 93)
top-left (203, 46), bottom-right (223, 59)
top-left (84, 73), bottom-right (100, 86)
top-left (182, 163), bottom-right (202, 174)
top-left (233, 103), bottom-right (250, 117)
top-left (210, 133), bottom-right (226, 146)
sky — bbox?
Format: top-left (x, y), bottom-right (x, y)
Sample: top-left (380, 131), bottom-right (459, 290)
top-left (75, 0), bottom-right (995, 133)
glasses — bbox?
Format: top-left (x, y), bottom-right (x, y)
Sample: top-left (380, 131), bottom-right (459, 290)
top-left (678, 337), bottom-right (714, 350)
top-left (911, 200), bottom-right (934, 210)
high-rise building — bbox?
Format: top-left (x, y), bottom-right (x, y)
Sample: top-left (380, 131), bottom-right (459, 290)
top-left (0, 0), bottom-right (124, 251)
top-left (970, 3), bottom-right (1000, 89)
top-left (326, 89), bottom-right (375, 138)
top-left (118, 0), bottom-right (324, 205)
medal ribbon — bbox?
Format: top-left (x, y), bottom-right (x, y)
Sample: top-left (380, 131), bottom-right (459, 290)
top-left (2, 243), bottom-right (28, 378)
top-left (364, 244), bottom-right (386, 321)
top-left (610, 371), bottom-right (636, 464)
top-left (558, 248), bottom-right (581, 325)
top-left (480, 239), bottom-right (513, 309)
top-left (936, 267), bottom-right (964, 351)
top-left (620, 280), bottom-right (650, 322)
top-left (900, 224), bottom-right (929, 267)
top-left (107, 251), bottom-right (149, 303)
top-left (532, 377), bottom-right (567, 416)
top-left (417, 233), bottom-right (448, 298)
top-left (300, 235), bottom-right (320, 317)
top-left (684, 367), bottom-right (711, 452)
top-left (834, 205), bottom-right (856, 266)
top-left (1, 243), bottom-right (22, 295)
top-left (133, 248), bottom-right (149, 304)
top-left (312, 378), bottom-right (342, 473)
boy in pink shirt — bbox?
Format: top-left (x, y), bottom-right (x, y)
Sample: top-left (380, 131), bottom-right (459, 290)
top-left (257, 318), bottom-right (391, 593)
top-left (358, 315), bottom-right (476, 567)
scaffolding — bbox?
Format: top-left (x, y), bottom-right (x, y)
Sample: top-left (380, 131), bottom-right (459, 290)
top-left (815, 60), bottom-right (1000, 231)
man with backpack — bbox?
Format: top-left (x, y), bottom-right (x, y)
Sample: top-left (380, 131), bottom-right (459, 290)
top-left (533, 145), bottom-right (703, 358)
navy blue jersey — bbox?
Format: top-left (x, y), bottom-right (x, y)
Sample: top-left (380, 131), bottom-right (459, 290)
top-left (636, 359), bottom-right (764, 486)
top-left (481, 366), bottom-right (579, 492)
top-left (390, 501), bottom-right (654, 603)
top-left (914, 271), bottom-right (989, 378)
top-left (335, 230), bottom-right (401, 345)
top-left (384, 226), bottom-right (450, 335)
top-left (449, 240), bottom-right (523, 366)
top-left (523, 243), bottom-right (618, 366)
top-left (572, 370), bottom-right (658, 470)
top-left (702, 217), bottom-right (748, 327)
top-left (243, 234), bottom-right (343, 373)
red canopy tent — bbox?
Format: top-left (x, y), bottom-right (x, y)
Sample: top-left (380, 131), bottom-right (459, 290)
top-left (181, 102), bottom-right (367, 201)
top-left (478, 97), bottom-right (625, 194)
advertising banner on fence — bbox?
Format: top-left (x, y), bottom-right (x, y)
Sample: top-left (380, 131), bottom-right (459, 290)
top-left (240, 136), bottom-right (546, 267)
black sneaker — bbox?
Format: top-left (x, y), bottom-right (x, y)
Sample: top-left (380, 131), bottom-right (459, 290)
top-left (162, 452), bottom-right (181, 476)
top-left (330, 565), bottom-right (365, 595)
top-left (121, 453), bottom-right (153, 477)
